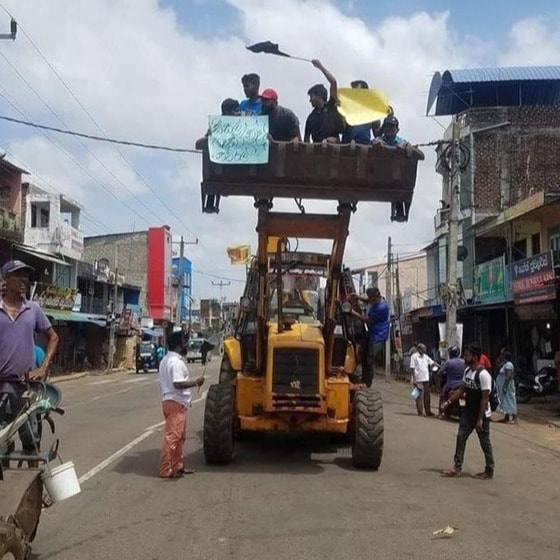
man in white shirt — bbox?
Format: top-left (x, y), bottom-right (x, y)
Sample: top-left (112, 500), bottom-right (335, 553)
top-left (410, 343), bottom-right (435, 416)
top-left (158, 331), bottom-right (205, 478)
top-left (441, 342), bottom-right (495, 479)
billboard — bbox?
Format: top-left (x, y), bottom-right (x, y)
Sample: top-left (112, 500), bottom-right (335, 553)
top-left (512, 252), bottom-right (555, 305)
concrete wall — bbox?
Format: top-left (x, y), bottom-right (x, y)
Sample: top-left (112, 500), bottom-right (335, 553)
top-left (463, 106), bottom-right (560, 212)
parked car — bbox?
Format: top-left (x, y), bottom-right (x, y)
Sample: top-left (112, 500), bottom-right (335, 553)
top-left (186, 338), bottom-right (214, 364)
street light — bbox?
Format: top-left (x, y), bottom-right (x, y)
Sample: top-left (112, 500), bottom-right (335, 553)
top-left (0, 19), bottom-right (17, 40)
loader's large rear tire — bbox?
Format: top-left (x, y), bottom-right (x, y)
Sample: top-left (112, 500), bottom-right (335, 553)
top-left (0, 522), bottom-right (26, 560)
top-left (352, 387), bottom-right (384, 470)
top-left (218, 355), bottom-right (236, 384)
top-left (203, 383), bottom-right (234, 465)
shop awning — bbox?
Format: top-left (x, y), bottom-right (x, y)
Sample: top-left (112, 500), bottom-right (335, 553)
top-left (141, 327), bottom-right (159, 337)
top-left (14, 244), bottom-right (70, 266)
top-left (44, 309), bottom-right (106, 327)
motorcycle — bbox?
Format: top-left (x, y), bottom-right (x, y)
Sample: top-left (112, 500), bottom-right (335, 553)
top-left (0, 382), bottom-right (70, 559)
top-left (516, 366), bottom-right (558, 404)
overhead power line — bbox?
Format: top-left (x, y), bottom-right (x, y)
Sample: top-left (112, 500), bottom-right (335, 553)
top-left (0, 114), bottom-right (201, 154)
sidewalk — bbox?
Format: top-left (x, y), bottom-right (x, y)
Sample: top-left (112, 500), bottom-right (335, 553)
top-left (387, 372), bottom-right (560, 429)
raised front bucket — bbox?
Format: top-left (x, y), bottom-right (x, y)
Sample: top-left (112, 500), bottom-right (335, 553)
top-left (41, 461), bottom-right (81, 503)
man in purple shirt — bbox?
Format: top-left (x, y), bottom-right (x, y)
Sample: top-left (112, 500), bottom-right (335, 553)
top-left (0, 260), bottom-right (59, 457)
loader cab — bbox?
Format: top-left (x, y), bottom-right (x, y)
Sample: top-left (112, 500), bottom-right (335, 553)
top-left (266, 256), bottom-right (326, 327)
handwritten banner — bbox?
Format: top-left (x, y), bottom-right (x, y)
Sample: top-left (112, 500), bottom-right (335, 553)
top-left (208, 115), bottom-right (269, 165)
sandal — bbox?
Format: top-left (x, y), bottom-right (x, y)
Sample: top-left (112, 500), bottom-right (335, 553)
top-left (441, 469), bottom-right (461, 477)
top-left (177, 468), bottom-right (195, 475)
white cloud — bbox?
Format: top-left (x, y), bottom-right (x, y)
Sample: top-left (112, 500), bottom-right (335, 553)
top-left (2, 0), bottom-right (557, 300)
top-left (500, 16), bottom-right (560, 66)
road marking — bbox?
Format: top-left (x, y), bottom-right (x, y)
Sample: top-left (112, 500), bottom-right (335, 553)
top-left (78, 430), bottom-right (156, 485)
top-left (121, 377), bottom-right (151, 384)
top-left (77, 389), bottom-right (210, 485)
top-left (90, 379), bottom-right (117, 385)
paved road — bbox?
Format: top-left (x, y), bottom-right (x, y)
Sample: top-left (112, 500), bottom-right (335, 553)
top-left (31, 363), bottom-right (560, 559)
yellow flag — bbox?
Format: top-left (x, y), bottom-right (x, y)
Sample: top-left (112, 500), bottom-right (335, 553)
top-left (337, 88), bottom-right (390, 126)
top-left (226, 245), bottom-right (251, 265)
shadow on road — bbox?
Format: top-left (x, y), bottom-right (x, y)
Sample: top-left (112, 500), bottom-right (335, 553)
top-left (111, 429), bottom-right (380, 477)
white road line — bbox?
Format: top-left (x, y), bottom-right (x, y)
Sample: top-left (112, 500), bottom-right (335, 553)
top-left (78, 430), bottom-right (155, 485)
top-left (90, 379), bottom-right (117, 385)
top-left (121, 377), bottom-right (151, 384)
top-left (77, 389), bottom-right (210, 485)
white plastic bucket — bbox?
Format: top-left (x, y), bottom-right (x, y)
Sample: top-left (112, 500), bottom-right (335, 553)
top-left (41, 461), bottom-right (81, 503)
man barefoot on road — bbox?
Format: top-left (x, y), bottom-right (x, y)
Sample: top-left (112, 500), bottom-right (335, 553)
top-left (441, 342), bottom-right (495, 480)
top-left (158, 331), bottom-right (205, 478)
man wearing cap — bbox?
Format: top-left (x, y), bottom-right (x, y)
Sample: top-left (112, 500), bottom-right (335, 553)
top-left (377, 115), bottom-right (408, 147)
top-left (304, 60), bottom-right (344, 143)
top-left (261, 88), bottom-right (301, 142)
top-left (0, 260), bottom-right (59, 458)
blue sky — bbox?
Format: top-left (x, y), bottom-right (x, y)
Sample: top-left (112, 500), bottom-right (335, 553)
top-left (165, 0), bottom-right (560, 46)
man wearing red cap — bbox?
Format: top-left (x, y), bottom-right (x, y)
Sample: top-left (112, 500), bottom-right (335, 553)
top-left (260, 88), bottom-right (301, 142)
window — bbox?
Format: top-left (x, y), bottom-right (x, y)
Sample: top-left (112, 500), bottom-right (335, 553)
top-left (531, 233), bottom-right (541, 256)
top-left (513, 239), bottom-right (527, 262)
top-left (550, 228), bottom-right (560, 252)
top-left (30, 204), bottom-right (50, 228)
top-left (367, 271), bottom-right (378, 288)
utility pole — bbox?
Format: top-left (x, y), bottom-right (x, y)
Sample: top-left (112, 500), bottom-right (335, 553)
top-left (212, 280), bottom-right (231, 329)
top-left (445, 119), bottom-right (461, 352)
top-left (175, 236), bottom-right (185, 326)
top-left (395, 254), bottom-right (403, 350)
top-left (107, 245), bottom-right (119, 372)
top-left (385, 236), bottom-right (392, 381)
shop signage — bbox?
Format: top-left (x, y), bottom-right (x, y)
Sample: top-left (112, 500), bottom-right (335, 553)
top-left (473, 256), bottom-right (506, 303)
top-left (35, 285), bottom-right (79, 310)
top-left (511, 251), bottom-right (556, 305)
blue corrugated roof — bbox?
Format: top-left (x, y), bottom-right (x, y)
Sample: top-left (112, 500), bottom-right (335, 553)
top-left (427, 65), bottom-right (560, 116)
top-left (443, 66), bottom-right (560, 83)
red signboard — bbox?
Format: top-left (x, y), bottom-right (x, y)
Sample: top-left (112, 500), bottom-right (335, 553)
top-left (512, 251), bottom-right (556, 305)
top-left (147, 226), bottom-right (173, 321)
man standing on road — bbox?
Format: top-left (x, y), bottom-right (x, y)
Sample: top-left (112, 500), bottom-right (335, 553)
top-left (350, 287), bottom-right (390, 387)
top-left (442, 342), bottom-right (495, 480)
top-left (0, 260), bottom-right (59, 459)
top-left (410, 343), bottom-right (435, 416)
top-left (158, 331), bottom-right (205, 478)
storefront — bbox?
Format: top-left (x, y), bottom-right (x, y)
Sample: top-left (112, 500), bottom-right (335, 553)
top-left (37, 285), bottom-right (107, 372)
top-left (512, 251), bottom-right (558, 374)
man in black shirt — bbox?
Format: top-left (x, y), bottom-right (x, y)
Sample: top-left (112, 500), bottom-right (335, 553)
top-left (261, 88), bottom-right (301, 142)
top-left (304, 59), bottom-right (343, 143)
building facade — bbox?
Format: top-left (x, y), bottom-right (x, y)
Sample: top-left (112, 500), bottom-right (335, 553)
top-left (419, 66), bottom-right (560, 371)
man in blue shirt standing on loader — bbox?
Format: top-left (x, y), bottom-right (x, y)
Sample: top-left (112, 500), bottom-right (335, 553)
top-left (350, 287), bottom-right (390, 387)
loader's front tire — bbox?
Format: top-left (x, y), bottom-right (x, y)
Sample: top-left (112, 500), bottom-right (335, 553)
top-left (203, 383), bottom-right (234, 465)
top-left (218, 355), bottom-right (236, 384)
top-left (352, 387), bottom-right (384, 470)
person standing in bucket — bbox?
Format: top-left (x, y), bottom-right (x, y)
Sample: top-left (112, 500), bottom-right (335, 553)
top-left (441, 342), bottom-right (495, 479)
top-left (158, 331), bottom-right (204, 478)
